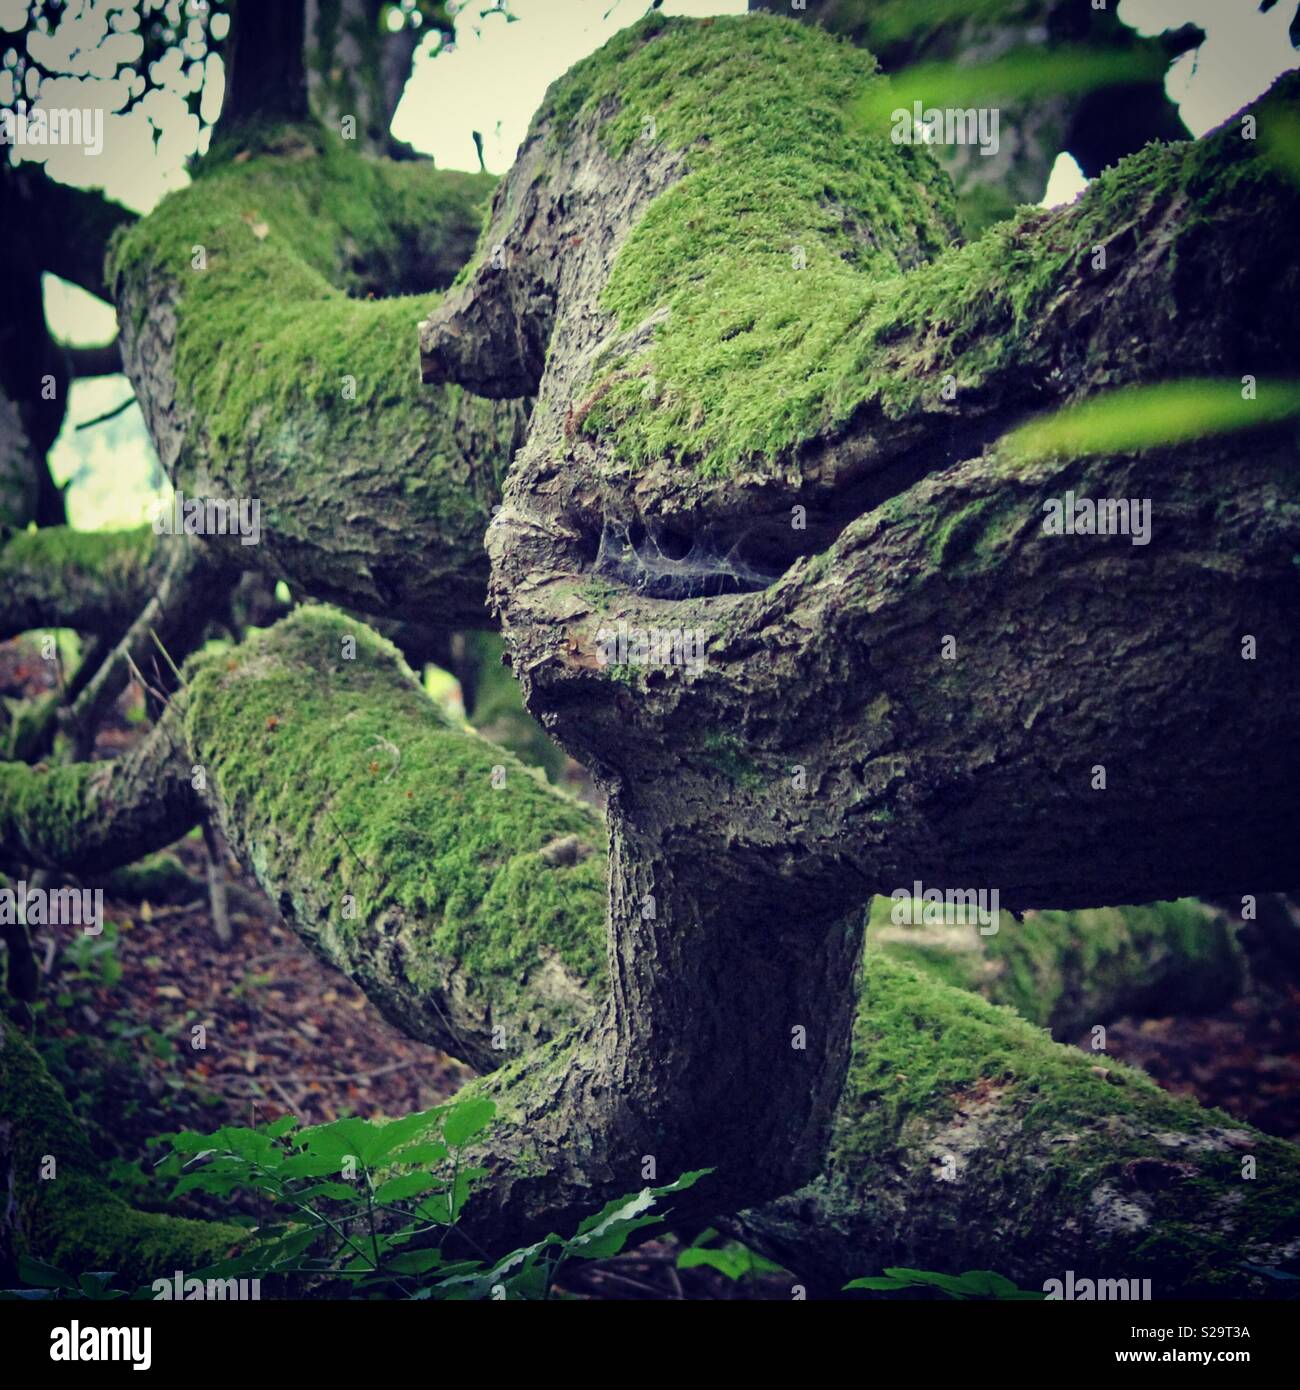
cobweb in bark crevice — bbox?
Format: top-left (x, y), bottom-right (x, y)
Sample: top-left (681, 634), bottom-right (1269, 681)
top-left (592, 518), bottom-right (785, 599)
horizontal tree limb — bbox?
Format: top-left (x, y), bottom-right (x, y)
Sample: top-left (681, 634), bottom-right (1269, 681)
top-left (867, 897), bottom-right (1246, 1037)
top-left (3, 168), bottom-right (136, 302)
top-left (6, 606), bottom-right (1281, 1293)
top-left (111, 126), bottom-right (526, 627)
top-left (0, 713), bottom-right (199, 875)
top-left (0, 526), bottom-right (162, 643)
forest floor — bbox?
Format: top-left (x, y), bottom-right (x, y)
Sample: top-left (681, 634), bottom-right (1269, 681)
top-left (4, 636), bottom-right (1299, 1298)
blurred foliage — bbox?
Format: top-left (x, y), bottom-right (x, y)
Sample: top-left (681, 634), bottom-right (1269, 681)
top-left (1007, 379), bottom-right (1300, 462)
top-left (853, 44), bottom-right (1166, 131)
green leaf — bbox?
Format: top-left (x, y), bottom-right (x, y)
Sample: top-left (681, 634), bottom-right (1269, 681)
top-left (279, 1152), bottom-right (356, 1181)
top-left (500, 1259), bottom-right (551, 1301)
top-left (677, 1242), bottom-right (785, 1280)
top-left (442, 1097), bottom-right (495, 1148)
top-left (367, 1107), bottom-right (445, 1162)
top-left (252, 1227), bottom-right (322, 1271)
top-left (19, 1256), bottom-right (76, 1291)
top-left (383, 1249), bottom-right (446, 1276)
top-left (854, 45), bottom-right (1166, 131)
top-left (1005, 378), bottom-right (1300, 464)
top-left (844, 1276), bottom-right (911, 1291)
top-left (883, 1267), bottom-right (971, 1297)
top-left (955, 1269), bottom-right (1020, 1297)
top-left (677, 1247), bottom-right (750, 1280)
top-left (166, 1130), bottom-right (217, 1155)
top-left (297, 1117), bottom-right (383, 1166)
top-left (374, 1171), bottom-right (443, 1206)
top-left (294, 1180), bottom-right (359, 1203)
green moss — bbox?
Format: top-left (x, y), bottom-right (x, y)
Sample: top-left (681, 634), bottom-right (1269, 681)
top-left (2, 690), bottom-right (60, 762)
top-left (0, 1020), bottom-right (241, 1287)
top-left (0, 523), bottom-right (155, 585)
top-left (182, 607), bottom-right (606, 1021)
top-left (109, 125), bottom-right (503, 536)
top-left (104, 852), bottom-right (196, 903)
top-left (832, 951), bottom-right (1300, 1288)
top-left (844, 950), bottom-right (1167, 1164)
top-left (544, 14), bottom-right (955, 477)
top-left (867, 897), bottom-right (1243, 1030)
top-left (543, 15), bottom-right (1282, 479)
top-left (0, 760), bottom-right (99, 866)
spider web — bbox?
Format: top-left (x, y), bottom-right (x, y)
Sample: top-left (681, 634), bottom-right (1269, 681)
top-left (592, 519), bottom-right (782, 600)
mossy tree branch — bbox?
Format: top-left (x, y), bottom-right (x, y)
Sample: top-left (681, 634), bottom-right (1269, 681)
top-left (0, 712), bottom-right (199, 875)
top-left (7, 605), bottom-right (1291, 1294)
top-left (111, 124), bottom-right (525, 627)
top-left (0, 526), bottom-right (163, 642)
top-left (0, 1020), bottom-right (242, 1286)
top-left (11, 14), bottom-right (1299, 1295)
top-left (867, 897), bottom-right (1245, 1038)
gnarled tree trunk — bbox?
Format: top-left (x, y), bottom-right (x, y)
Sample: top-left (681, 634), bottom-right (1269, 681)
top-left (4, 10), bottom-right (1300, 1297)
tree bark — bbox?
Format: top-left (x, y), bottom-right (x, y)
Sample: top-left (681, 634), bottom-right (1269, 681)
top-left (5, 605), bottom-right (1295, 1295)
top-left (305, 0), bottom-right (425, 158)
top-left (111, 127), bottom-right (524, 626)
top-left (222, 0), bottom-right (311, 131)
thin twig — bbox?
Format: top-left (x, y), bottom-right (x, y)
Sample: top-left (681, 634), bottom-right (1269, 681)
top-left (76, 395), bottom-right (134, 430)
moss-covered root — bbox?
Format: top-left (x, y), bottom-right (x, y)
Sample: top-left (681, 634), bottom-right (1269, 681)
top-left (183, 605), bottom-right (605, 1071)
top-left (735, 954), bottom-right (1300, 1298)
top-left (98, 852), bottom-right (197, 904)
top-left (0, 525), bottom-right (159, 642)
top-left (867, 897), bottom-right (1245, 1037)
top-left (1, 690), bottom-right (61, 763)
top-left (0, 1020), bottom-right (242, 1288)
top-left (0, 714), bottom-right (199, 874)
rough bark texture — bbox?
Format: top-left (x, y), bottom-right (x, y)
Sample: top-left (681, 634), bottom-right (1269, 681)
top-left (733, 951), bottom-right (1300, 1298)
top-left (6, 605), bottom-right (1294, 1295)
top-left (420, 17), bottom-right (1300, 914)
top-left (420, 13), bottom-right (1298, 1277)
top-left (222, 0), bottom-right (310, 130)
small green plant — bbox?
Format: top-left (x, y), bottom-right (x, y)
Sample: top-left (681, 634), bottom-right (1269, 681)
top-left (58, 920), bottom-right (124, 991)
top-left (676, 1228), bottom-right (786, 1283)
top-left (139, 1098), bottom-right (708, 1300)
top-left (2, 1258), bottom-right (129, 1301)
top-left (844, 1267), bottom-right (1045, 1300)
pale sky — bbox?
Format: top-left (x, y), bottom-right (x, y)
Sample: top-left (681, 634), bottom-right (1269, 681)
top-left (393, 0), bottom-right (745, 174)
top-left (7, 0), bottom-right (1293, 528)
